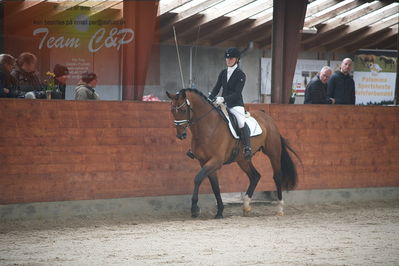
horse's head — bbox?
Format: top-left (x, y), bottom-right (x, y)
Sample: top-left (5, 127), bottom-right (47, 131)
top-left (166, 90), bottom-right (192, 140)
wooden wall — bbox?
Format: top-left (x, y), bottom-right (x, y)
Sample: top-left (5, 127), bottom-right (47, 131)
top-left (1, 99), bottom-right (398, 204)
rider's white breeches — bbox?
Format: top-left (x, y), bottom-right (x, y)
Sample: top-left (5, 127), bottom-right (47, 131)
top-left (228, 106), bottom-right (246, 128)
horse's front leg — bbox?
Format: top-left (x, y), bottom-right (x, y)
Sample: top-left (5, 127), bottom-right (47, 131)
top-left (191, 161), bottom-right (220, 218)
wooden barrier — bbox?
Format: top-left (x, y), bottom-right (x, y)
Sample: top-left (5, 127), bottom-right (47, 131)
top-left (1, 99), bottom-right (398, 204)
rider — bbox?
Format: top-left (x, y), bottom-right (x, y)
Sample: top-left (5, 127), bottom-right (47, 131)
top-left (209, 47), bottom-right (252, 160)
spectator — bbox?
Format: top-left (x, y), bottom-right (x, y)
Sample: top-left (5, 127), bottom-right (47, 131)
top-left (11, 52), bottom-right (44, 98)
top-left (304, 66), bottom-right (335, 104)
top-left (0, 54), bottom-right (17, 98)
top-left (74, 72), bottom-right (99, 100)
top-left (52, 64), bottom-right (69, 99)
top-left (327, 58), bottom-right (356, 105)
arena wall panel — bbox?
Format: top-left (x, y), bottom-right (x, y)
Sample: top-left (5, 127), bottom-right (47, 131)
top-left (1, 100), bottom-right (398, 204)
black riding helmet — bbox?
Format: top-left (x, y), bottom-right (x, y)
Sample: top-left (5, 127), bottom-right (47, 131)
top-left (224, 47), bottom-right (240, 59)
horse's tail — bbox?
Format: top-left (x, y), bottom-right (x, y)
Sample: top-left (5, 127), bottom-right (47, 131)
top-left (280, 136), bottom-right (301, 191)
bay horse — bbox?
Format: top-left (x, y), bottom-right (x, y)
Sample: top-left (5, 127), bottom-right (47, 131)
top-left (166, 88), bottom-right (300, 218)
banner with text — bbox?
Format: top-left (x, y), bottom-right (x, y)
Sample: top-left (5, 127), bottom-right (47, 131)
top-left (3, 1), bottom-right (159, 100)
top-left (354, 49), bottom-right (397, 105)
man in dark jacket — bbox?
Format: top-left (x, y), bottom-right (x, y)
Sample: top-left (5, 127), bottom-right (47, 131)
top-left (304, 66), bottom-right (335, 104)
top-left (0, 54), bottom-right (17, 98)
top-left (209, 47), bottom-right (251, 160)
top-left (327, 58), bottom-right (356, 104)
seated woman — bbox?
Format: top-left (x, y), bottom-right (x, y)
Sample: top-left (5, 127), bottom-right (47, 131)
top-left (11, 52), bottom-right (44, 98)
top-left (74, 72), bottom-right (99, 100)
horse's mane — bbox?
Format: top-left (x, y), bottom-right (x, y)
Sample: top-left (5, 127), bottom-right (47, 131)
top-left (178, 88), bottom-right (216, 109)
top-left (178, 88), bottom-right (228, 123)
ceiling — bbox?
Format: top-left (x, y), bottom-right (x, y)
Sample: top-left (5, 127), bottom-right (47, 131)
top-left (159, 0), bottom-right (398, 52)
top-left (3, 0), bottom-right (398, 52)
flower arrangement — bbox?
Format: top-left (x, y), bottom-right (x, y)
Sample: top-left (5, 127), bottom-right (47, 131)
top-left (45, 71), bottom-right (56, 91)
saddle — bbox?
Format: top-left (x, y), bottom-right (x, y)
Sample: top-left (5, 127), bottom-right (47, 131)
top-left (216, 103), bottom-right (262, 140)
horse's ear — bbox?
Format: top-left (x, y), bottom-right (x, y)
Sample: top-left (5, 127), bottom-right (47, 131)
top-left (179, 90), bottom-right (186, 98)
top-left (166, 91), bottom-right (174, 99)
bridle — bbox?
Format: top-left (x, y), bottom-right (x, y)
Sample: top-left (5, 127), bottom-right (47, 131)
top-left (171, 98), bottom-right (192, 130)
top-left (171, 97), bottom-right (214, 133)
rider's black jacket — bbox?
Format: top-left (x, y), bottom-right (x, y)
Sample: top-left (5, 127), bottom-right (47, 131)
top-left (210, 67), bottom-right (246, 108)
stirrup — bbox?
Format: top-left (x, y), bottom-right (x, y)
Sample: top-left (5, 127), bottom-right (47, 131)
top-left (186, 150), bottom-right (195, 159)
top-left (244, 146), bottom-right (252, 160)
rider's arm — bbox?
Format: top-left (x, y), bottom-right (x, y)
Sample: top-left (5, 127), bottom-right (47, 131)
top-left (224, 71), bottom-right (246, 106)
top-left (209, 70), bottom-right (224, 100)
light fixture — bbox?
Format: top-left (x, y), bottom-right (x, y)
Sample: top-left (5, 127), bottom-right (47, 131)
top-left (301, 27), bottom-right (318, 34)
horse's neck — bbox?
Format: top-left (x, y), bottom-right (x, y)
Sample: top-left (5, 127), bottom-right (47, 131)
top-left (188, 94), bottom-right (225, 140)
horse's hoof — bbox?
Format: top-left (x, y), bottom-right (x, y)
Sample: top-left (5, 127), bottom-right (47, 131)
top-left (276, 211), bottom-right (284, 216)
top-left (243, 206), bottom-right (252, 213)
top-left (243, 209), bottom-right (251, 217)
top-left (214, 214), bottom-right (223, 219)
top-left (191, 207), bottom-right (201, 218)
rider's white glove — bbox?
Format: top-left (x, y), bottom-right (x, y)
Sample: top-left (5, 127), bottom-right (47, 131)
top-left (215, 96), bottom-right (224, 105)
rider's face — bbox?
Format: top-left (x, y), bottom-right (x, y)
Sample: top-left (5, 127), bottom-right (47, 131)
top-left (226, 57), bottom-right (237, 67)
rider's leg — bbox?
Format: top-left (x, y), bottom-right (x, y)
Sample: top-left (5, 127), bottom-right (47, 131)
top-left (229, 106), bottom-right (252, 160)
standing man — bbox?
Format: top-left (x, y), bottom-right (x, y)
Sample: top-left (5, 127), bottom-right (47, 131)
top-left (304, 66), bottom-right (334, 104)
top-left (327, 58), bottom-right (356, 104)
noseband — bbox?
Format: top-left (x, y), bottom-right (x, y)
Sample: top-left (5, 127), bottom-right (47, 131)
top-left (171, 99), bottom-right (192, 129)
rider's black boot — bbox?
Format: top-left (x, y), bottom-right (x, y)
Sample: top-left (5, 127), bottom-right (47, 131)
top-left (240, 123), bottom-right (252, 160)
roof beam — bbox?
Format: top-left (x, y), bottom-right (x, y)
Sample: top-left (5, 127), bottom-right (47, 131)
top-left (254, 34), bottom-right (272, 48)
top-left (175, 17), bottom-right (230, 43)
top-left (159, 0), bottom-right (222, 35)
top-left (325, 16), bottom-right (398, 51)
top-left (344, 26), bottom-right (397, 52)
top-left (317, 1), bottom-right (390, 34)
top-left (183, 0), bottom-right (273, 43)
top-left (305, 0), bottom-right (340, 17)
top-left (302, 0), bottom-right (390, 46)
top-left (210, 12), bottom-right (273, 45)
top-left (159, 14), bottom-right (203, 42)
top-left (160, 0), bottom-right (192, 15)
top-left (220, 24), bottom-right (272, 48)
top-left (303, 3), bottom-right (398, 50)
top-left (164, 0), bottom-right (257, 41)
top-left (4, 0), bottom-right (45, 18)
top-left (88, 1), bottom-right (122, 17)
top-left (366, 34), bottom-right (397, 49)
top-left (211, 20), bottom-right (266, 46)
top-left (33, 1), bottom-right (90, 21)
top-left (304, 0), bottom-right (364, 27)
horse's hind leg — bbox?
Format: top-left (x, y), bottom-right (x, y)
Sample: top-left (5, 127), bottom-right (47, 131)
top-left (263, 144), bottom-right (284, 216)
top-left (273, 171), bottom-right (284, 216)
top-left (208, 173), bottom-right (224, 219)
top-left (237, 160), bottom-right (261, 215)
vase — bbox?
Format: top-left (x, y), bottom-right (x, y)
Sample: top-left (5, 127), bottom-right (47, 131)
top-left (46, 90), bottom-right (52, 100)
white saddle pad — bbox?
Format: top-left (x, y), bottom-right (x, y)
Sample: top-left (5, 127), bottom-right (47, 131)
top-left (218, 103), bottom-right (263, 139)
